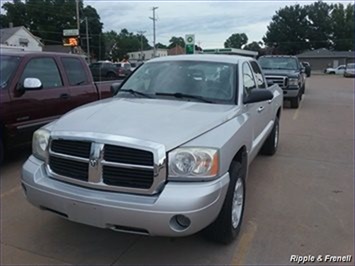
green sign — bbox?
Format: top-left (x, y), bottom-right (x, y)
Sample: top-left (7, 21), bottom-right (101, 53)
top-left (186, 44), bottom-right (194, 54)
top-left (185, 34), bottom-right (195, 54)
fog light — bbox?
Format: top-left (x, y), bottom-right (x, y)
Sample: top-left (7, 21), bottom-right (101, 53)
top-left (169, 215), bottom-right (191, 231)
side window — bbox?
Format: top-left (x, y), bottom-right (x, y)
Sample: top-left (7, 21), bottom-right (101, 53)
top-left (243, 63), bottom-right (256, 95)
top-left (20, 58), bottom-right (63, 88)
top-left (61, 57), bottom-right (88, 86)
top-left (250, 61), bottom-right (266, 88)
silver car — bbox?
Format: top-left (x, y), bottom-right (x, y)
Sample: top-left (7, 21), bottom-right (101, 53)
top-left (22, 55), bottom-right (283, 243)
top-left (344, 63), bottom-right (355, 78)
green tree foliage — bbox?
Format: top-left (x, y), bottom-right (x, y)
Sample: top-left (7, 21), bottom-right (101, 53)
top-left (156, 42), bottom-right (168, 49)
top-left (263, 1), bottom-right (354, 54)
top-left (168, 36), bottom-right (185, 49)
top-left (1, 0), bottom-right (105, 59)
top-left (331, 3), bottom-right (355, 51)
top-left (103, 29), bottom-right (151, 61)
top-left (244, 41), bottom-right (262, 52)
top-left (224, 33), bottom-right (248, 49)
top-left (263, 4), bottom-right (309, 54)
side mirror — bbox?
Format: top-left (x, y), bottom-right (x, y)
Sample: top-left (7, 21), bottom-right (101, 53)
top-left (244, 89), bottom-right (273, 104)
top-left (110, 82), bottom-right (122, 95)
top-left (23, 78), bottom-right (43, 90)
top-left (267, 79), bottom-right (274, 86)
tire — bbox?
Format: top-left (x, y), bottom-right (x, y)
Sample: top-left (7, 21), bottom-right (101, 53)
top-left (261, 117), bottom-right (279, 156)
top-left (290, 95), bottom-right (299, 108)
top-left (204, 162), bottom-right (245, 244)
top-left (302, 84), bottom-right (306, 94)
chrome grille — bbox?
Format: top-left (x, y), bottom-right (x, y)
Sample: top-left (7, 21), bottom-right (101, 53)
top-left (265, 76), bottom-right (287, 88)
top-left (47, 137), bottom-right (164, 194)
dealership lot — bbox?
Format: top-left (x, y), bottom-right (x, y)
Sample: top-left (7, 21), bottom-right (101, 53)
top-left (1, 75), bottom-right (353, 265)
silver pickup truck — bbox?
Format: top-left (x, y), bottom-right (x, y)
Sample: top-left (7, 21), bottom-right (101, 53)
top-left (22, 55), bottom-right (283, 243)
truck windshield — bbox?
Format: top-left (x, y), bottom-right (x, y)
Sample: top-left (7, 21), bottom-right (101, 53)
top-left (117, 60), bottom-right (237, 104)
top-left (0, 55), bottom-right (21, 89)
top-left (259, 57), bottom-right (299, 71)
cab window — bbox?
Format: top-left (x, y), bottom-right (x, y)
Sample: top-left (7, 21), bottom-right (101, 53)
top-left (250, 61), bottom-right (266, 89)
top-left (243, 62), bottom-right (256, 96)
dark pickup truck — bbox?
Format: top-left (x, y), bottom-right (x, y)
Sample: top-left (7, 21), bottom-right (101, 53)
top-left (258, 55), bottom-right (306, 109)
top-left (0, 51), bottom-right (119, 162)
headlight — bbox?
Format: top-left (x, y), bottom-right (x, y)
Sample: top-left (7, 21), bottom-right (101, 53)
top-left (168, 148), bottom-right (219, 180)
top-left (288, 78), bottom-right (298, 86)
top-left (32, 129), bottom-right (50, 161)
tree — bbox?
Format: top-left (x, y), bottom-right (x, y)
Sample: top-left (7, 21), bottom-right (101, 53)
top-left (168, 36), bottom-right (185, 49)
top-left (224, 33), bottom-right (248, 49)
top-left (1, 0), bottom-right (106, 59)
top-left (331, 3), bottom-right (354, 51)
top-left (244, 41), bottom-right (262, 52)
top-left (103, 29), bottom-right (150, 61)
top-left (263, 1), bottom-right (354, 54)
top-left (156, 42), bottom-right (168, 49)
top-left (263, 4), bottom-right (310, 54)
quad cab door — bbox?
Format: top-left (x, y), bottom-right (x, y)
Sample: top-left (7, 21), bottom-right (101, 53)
top-left (242, 61), bottom-right (273, 158)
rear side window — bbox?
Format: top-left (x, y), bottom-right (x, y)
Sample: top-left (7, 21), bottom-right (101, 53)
top-left (20, 57), bottom-right (63, 88)
top-left (61, 57), bottom-right (88, 86)
top-left (250, 61), bottom-right (266, 89)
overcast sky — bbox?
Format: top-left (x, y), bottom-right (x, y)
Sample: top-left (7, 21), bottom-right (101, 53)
top-left (86, 0), bottom-right (351, 49)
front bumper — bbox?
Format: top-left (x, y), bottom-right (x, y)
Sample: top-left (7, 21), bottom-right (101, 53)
top-left (283, 85), bottom-right (300, 98)
top-left (21, 156), bottom-right (230, 237)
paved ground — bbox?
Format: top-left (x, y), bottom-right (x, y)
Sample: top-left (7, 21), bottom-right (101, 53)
top-left (1, 75), bottom-right (354, 265)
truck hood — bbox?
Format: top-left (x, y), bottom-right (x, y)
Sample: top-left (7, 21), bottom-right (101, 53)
top-left (262, 69), bottom-right (299, 78)
top-left (51, 98), bottom-right (239, 151)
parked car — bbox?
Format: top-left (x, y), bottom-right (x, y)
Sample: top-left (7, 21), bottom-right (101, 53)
top-left (89, 61), bottom-right (120, 80)
top-left (343, 63), bottom-right (355, 78)
top-left (114, 62), bottom-right (131, 78)
top-left (0, 51), bottom-right (120, 163)
top-left (259, 55), bottom-right (306, 108)
top-left (22, 54), bottom-right (283, 244)
top-left (130, 61), bottom-right (144, 72)
top-left (302, 62), bottom-right (311, 77)
top-left (324, 65), bottom-right (346, 75)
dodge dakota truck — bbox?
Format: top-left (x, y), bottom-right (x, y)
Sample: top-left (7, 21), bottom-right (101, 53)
top-left (0, 51), bottom-right (120, 163)
top-left (22, 55), bottom-right (283, 243)
top-left (259, 55), bottom-right (306, 108)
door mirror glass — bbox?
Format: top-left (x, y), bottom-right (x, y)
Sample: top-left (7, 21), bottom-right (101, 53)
top-left (23, 78), bottom-right (43, 90)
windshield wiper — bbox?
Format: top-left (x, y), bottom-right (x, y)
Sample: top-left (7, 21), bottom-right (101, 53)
top-left (119, 89), bottom-right (153, 98)
top-left (155, 92), bottom-right (214, 103)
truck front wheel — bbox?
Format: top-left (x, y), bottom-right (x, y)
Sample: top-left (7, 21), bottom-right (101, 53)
top-left (204, 162), bottom-right (245, 244)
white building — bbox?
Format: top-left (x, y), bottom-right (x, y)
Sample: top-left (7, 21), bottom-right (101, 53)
top-left (128, 48), bottom-right (168, 61)
top-left (0, 26), bottom-right (43, 52)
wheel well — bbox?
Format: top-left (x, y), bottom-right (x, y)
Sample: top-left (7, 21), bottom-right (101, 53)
top-left (231, 146), bottom-right (247, 179)
top-left (276, 107), bottom-right (281, 119)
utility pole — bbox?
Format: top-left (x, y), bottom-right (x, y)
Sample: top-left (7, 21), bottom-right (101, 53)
top-left (85, 17), bottom-right (90, 63)
top-left (149, 7), bottom-right (158, 58)
top-left (137, 30), bottom-right (146, 61)
top-left (76, 0), bottom-right (80, 32)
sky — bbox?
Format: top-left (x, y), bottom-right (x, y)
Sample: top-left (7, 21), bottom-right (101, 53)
top-left (86, 0), bottom-right (352, 49)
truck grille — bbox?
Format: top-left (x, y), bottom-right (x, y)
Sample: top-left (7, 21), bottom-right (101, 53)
top-left (104, 145), bottom-right (153, 166)
top-left (48, 139), bottom-right (156, 192)
top-left (265, 76), bottom-right (288, 88)
top-left (51, 139), bottom-right (91, 158)
top-left (49, 156), bottom-right (88, 181)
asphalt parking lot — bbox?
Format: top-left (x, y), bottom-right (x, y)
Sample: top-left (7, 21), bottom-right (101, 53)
top-left (1, 75), bottom-right (354, 265)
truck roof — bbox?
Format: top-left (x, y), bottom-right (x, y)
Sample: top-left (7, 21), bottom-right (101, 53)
top-left (259, 55), bottom-right (298, 59)
top-left (0, 50), bottom-right (84, 58)
top-left (148, 54), bottom-right (252, 64)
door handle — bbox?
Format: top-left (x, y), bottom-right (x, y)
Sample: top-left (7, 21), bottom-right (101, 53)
top-left (60, 93), bottom-right (70, 99)
top-left (257, 106), bottom-right (265, 113)
top-left (268, 99), bottom-right (273, 104)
